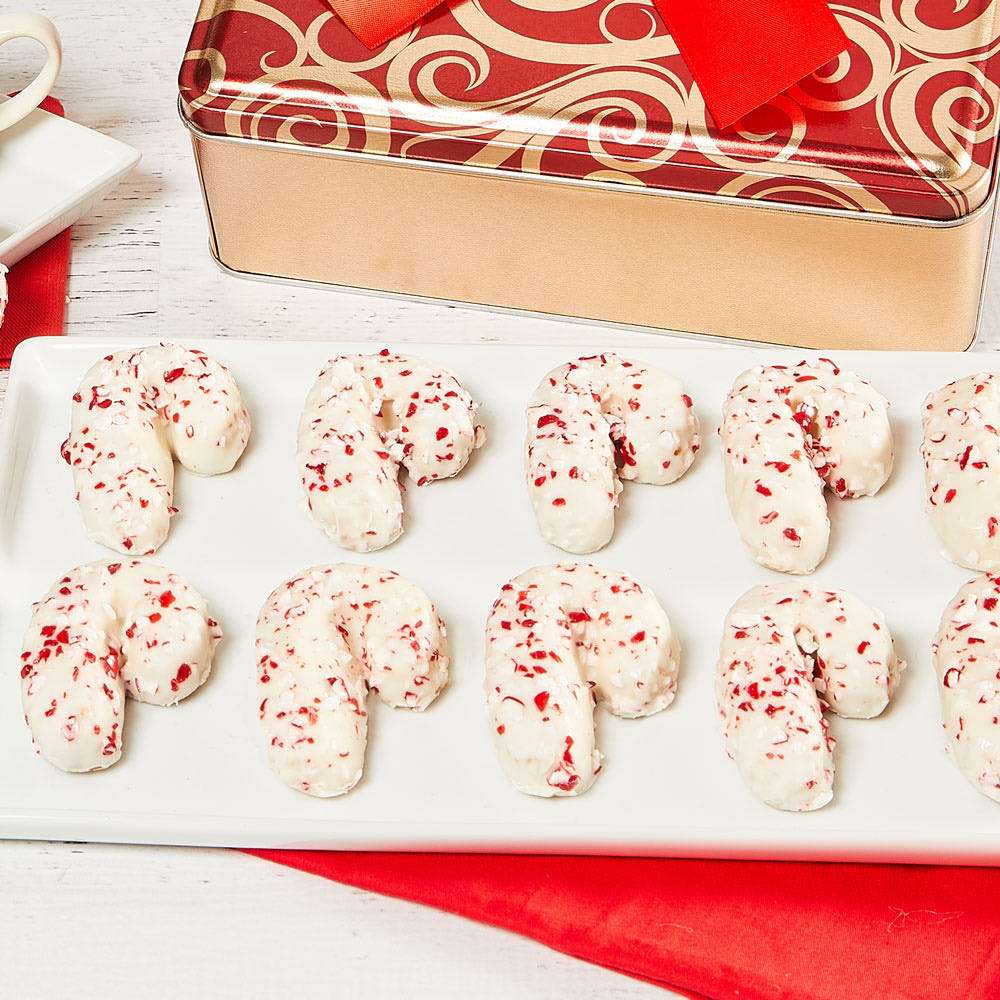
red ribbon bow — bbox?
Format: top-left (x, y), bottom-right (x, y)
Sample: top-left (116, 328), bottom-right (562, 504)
top-left (324, 0), bottom-right (846, 128)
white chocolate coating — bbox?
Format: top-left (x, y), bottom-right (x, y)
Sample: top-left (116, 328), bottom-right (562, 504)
top-left (485, 563), bottom-right (679, 797)
top-left (717, 584), bottom-right (902, 811)
top-left (721, 359), bottom-right (893, 574)
top-left (256, 564), bottom-right (449, 797)
top-left (922, 374), bottom-right (1000, 571)
top-left (62, 344), bottom-right (251, 555)
top-left (20, 560), bottom-right (221, 773)
top-left (298, 350), bottom-right (484, 552)
top-left (933, 574), bottom-right (1000, 803)
top-left (526, 354), bottom-right (700, 553)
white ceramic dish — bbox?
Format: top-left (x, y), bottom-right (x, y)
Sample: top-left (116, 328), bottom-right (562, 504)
top-left (0, 100), bottom-right (139, 266)
top-left (0, 336), bottom-right (997, 862)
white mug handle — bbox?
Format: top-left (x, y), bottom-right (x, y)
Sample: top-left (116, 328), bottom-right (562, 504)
top-left (0, 12), bottom-right (61, 133)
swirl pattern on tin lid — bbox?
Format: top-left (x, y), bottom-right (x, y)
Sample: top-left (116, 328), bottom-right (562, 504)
top-left (180, 0), bottom-right (1000, 219)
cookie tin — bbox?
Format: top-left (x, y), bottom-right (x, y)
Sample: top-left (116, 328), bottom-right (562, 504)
top-left (180, 0), bottom-right (1000, 348)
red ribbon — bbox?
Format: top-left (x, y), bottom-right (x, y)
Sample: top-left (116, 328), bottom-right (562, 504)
top-left (324, 0), bottom-right (846, 128)
top-left (327, 0), bottom-right (442, 50)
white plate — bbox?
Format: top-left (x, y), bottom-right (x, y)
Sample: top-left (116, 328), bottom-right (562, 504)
top-left (1, 336), bottom-right (998, 862)
top-left (0, 100), bottom-right (139, 267)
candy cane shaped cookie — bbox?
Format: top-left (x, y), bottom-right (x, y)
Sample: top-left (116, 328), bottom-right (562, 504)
top-left (256, 564), bottom-right (449, 797)
top-left (61, 344), bottom-right (251, 555)
top-left (721, 359), bottom-right (892, 574)
top-left (526, 354), bottom-right (700, 553)
top-left (485, 563), bottom-right (679, 796)
top-left (922, 374), bottom-right (1000, 571)
top-left (933, 574), bottom-right (1000, 803)
top-left (298, 350), bottom-right (485, 552)
top-left (717, 584), bottom-right (903, 811)
top-left (19, 560), bottom-right (221, 772)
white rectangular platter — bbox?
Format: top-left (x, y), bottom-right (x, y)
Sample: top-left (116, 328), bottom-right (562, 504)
top-left (1, 336), bottom-right (998, 863)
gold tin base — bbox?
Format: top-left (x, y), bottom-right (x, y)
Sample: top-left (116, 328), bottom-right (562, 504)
top-left (186, 119), bottom-right (997, 351)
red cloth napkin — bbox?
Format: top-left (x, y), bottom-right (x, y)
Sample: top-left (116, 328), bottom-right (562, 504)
top-left (247, 850), bottom-right (1000, 1000)
top-left (0, 96), bottom-right (71, 369)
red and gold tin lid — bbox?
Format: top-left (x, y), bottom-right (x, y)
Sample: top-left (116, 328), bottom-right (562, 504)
top-left (179, 0), bottom-right (1000, 220)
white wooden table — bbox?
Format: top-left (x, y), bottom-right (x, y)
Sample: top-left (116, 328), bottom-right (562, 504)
top-left (2, 3), bottom-right (997, 997)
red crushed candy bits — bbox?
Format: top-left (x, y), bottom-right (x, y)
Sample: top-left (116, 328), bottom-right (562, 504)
top-left (922, 374), bottom-right (1000, 571)
top-left (485, 563), bottom-right (679, 798)
top-left (19, 559), bottom-right (221, 773)
top-left (722, 360), bottom-right (892, 575)
top-left (718, 584), bottom-right (902, 812)
top-left (170, 663), bottom-right (193, 692)
top-left (64, 344), bottom-right (251, 555)
top-left (297, 351), bottom-right (484, 553)
top-left (256, 564), bottom-right (448, 798)
top-left (942, 667), bottom-right (962, 689)
top-left (935, 574), bottom-right (1000, 802)
top-left (526, 354), bottom-right (699, 554)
